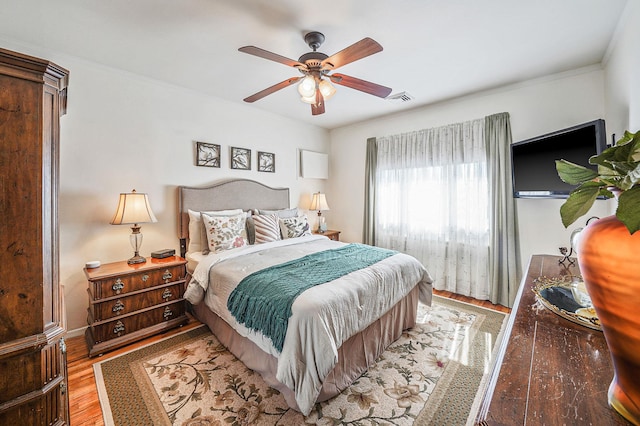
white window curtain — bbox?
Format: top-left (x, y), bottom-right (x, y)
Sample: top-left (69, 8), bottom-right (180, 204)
top-left (364, 113), bottom-right (519, 306)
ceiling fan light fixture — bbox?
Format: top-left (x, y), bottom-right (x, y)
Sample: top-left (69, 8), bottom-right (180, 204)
top-left (238, 32), bottom-right (389, 116)
top-left (297, 75), bottom-right (316, 98)
top-left (319, 79), bottom-right (336, 99)
top-left (300, 94), bottom-right (316, 104)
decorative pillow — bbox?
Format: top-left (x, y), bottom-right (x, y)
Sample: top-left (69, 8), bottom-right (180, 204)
top-left (187, 208), bottom-right (243, 254)
top-left (201, 212), bottom-right (248, 253)
top-left (257, 208), bottom-right (299, 218)
top-left (279, 215), bottom-right (311, 239)
top-left (253, 214), bottom-right (281, 244)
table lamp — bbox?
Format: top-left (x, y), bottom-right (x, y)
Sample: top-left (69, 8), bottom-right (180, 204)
top-left (110, 189), bottom-right (158, 264)
top-left (310, 192), bottom-right (330, 233)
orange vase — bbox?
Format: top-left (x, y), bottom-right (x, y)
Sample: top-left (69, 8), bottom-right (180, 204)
top-left (578, 215), bottom-right (640, 425)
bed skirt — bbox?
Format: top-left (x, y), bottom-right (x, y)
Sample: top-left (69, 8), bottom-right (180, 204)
top-left (190, 285), bottom-right (420, 412)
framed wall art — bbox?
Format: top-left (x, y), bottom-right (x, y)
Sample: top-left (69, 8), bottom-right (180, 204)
top-left (258, 151), bottom-right (275, 173)
top-left (196, 142), bottom-right (221, 168)
top-left (231, 146), bottom-right (251, 170)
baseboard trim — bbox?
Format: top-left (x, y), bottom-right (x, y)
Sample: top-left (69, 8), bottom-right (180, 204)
top-left (65, 325), bottom-right (87, 339)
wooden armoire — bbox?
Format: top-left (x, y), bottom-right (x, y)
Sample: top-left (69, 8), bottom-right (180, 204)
top-left (0, 48), bottom-right (70, 424)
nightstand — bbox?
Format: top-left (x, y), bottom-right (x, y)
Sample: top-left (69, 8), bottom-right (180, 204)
top-left (84, 256), bottom-right (188, 357)
top-left (313, 229), bottom-right (341, 241)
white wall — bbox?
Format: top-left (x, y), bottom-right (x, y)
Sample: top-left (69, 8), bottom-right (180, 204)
top-left (1, 39), bottom-right (330, 334)
top-left (329, 68), bottom-right (614, 274)
top-left (604, 1), bottom-right (640, 132)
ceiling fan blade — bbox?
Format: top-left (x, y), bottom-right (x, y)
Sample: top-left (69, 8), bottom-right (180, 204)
top-left (239, 46), bottom-right (306, 69)
top-left (243, 77), bottom-right (301, 103)
top-left (330, 73), bottom-right (392, 98)
top-left (321, 38), bottom-right (383, 70)
top-left (311, 90), bottom-right (325, 115)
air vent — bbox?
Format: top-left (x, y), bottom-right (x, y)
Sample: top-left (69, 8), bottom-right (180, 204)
top-left (386, 92), bottom-right (414, 102)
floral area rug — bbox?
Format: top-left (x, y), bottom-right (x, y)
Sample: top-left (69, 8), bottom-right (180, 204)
top-left (93, 296), bottom-right (507, 426)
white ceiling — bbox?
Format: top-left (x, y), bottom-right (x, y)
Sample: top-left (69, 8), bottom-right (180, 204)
top-left (0, 0), bottom-right (629, 129)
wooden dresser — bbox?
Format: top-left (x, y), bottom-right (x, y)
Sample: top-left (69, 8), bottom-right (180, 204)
top-left (84, 256), bottom-right (188, 357)
top-left (0, 48), bottom-right (69, 424)
top-left (475, 254), bottom-right (631, 425)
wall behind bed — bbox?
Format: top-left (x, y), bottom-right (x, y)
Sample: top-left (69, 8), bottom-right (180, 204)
top-left (0, 38), bottom-right (330, 335)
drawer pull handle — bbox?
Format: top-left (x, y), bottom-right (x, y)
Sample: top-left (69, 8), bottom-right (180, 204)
top-left (163, 307), bottom-right (173, 320)
top-left (112, 279), bottom-right (124, 294)
top-left (112, 300), bottom-right (125, 314)
top-left (162, 270), bottom-right (173, 281)
top-left (113, 320), bottom-right (125, 336)
top-left (162, 288), bottom-right (172, 300)
top-left (142, 274), bottom-right (149, 282)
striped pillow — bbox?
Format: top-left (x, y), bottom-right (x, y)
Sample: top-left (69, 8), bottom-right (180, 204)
top-left (253, 214), bottom-right (281, 244)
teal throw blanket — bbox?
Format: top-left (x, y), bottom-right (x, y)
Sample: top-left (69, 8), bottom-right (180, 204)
top-left (227, 243), bottom-right (396, 352)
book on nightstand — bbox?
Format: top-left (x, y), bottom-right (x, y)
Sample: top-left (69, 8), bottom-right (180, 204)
top-left (151, 248), bottom-right (176, 259)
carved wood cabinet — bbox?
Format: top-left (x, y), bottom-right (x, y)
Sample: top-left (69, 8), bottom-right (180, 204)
top-left (84, 256), bottom-right (188, 357)
top-left (0, 48), bottom-right (69, 424)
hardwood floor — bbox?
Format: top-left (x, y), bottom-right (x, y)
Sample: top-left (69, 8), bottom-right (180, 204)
top-left (67, 295), bottom-right (510, 425)
top-left (432, 289), bottom-right (511, 314)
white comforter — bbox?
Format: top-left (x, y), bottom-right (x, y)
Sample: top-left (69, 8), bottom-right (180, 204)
top-left (185, 235), bottom-right (433, 415)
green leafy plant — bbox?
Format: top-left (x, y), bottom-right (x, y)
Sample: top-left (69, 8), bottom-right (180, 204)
top-left (555, 130), bottom-right (640, 234)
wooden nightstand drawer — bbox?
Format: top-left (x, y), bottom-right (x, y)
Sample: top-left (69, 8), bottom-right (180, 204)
top-left (87, 300), bottom-right (186, 344)
top-left (89, 264), bottom-right (185, 299)
top-left (313, 229), bottom-right (341, 241)
top-left (88, 282), bottom-right (185, 321)
top-left (84, 256), bottom-right (188, 357)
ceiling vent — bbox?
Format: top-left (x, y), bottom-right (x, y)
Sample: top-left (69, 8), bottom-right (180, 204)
top-left (386, 91), bottom-right (414, 103)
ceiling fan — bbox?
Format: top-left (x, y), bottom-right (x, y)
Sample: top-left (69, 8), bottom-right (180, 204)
top-left (239, 31), bottom-right (392, 115)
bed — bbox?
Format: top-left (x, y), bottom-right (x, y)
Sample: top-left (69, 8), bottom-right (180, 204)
top-left (178, 179), bottom-right (433, 415)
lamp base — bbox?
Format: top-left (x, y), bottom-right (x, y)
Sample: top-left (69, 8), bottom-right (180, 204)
top-left (127, 254), bottom-right (146, 265)
top-left (316, 214), bottom-right (327, 233)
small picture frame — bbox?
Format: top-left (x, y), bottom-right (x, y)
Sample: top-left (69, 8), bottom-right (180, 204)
top-left (196, 142), bottom-right (220, 168)
top-left (231, 146), bottom-right (251, 170)
top-left (258, 151), bottom-right (275, 173)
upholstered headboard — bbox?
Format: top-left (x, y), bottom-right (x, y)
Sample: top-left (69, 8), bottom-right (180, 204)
top-left (177, 179), bottom-right (290, 257)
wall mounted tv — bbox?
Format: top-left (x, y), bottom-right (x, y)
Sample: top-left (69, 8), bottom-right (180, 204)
top-left (511, 119), bottom-right (607, 198)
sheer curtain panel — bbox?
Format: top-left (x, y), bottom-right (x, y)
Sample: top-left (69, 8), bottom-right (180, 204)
top-left (365, 113), bottom-right (518, 305)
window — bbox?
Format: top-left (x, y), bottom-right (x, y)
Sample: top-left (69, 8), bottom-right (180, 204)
top-left (372, 120), bottom-right (491, 299)
top-left (377, 162), bottom-right (489, 239)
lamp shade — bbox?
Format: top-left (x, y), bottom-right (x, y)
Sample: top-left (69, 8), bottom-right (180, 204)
top-left (310, 192), bottom-right (330, 211)
top-left (297, 75), bottom-right (316, 98)
top-left (300, 94), bottom-right (317, 104)
top-left (110, 190), bottom-right (158, 225)
top-left (318, 79), bottom-right (336, 99)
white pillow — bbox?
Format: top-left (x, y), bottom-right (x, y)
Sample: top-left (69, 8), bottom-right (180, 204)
top-left (279, 215), bottom-right (312, 239)
top-left (252, 214), bottom-right (281, 244)
top-left (187, 208), bottom-right (243, 254)
top-left (201, 212), bottom-right (248, 253)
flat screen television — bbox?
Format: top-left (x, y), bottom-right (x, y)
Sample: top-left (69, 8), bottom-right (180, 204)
top-left (511, 119), bottom-right (607, 198)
